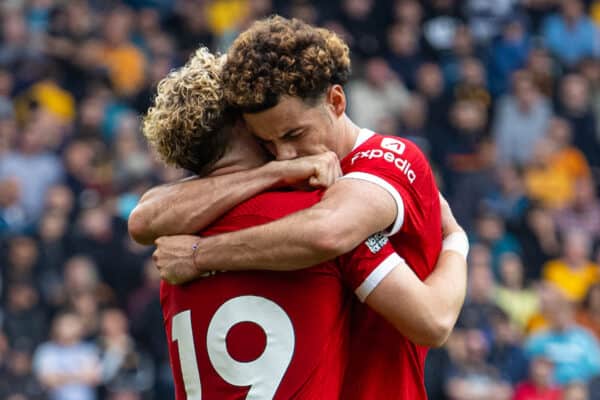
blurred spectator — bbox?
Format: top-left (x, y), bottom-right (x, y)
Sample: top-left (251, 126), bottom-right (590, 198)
top-left (386, 22), bottom-right (422, 90)
top-left (577, 58), bottom-right (600, 139)
top-left (524, 138), bottom-right (578, 210)
top-left (562, 382), bottom-right (590, 400)
top-left (453, 57), bottom-right (491, 110)
top-left (488, 16), bottom-right (531, 96)
top-left (398, 93), bottom-right (429, 150)
top-left (440, 24), bottom-right (478, 87)
top-left (493, 70), bottom-right (552, 166)
top-left (463, 0), bottom-right (518, 44)
top-left (557, 74), bottom-right (600, 167)
top-left (546, 118), bottom-right (592, 183)
top-left (525, 47), bottom-right (557, 99)
top-left (0, 346), bottom-right (45, 400)
top-left (2, 281), bottom-right (46, 351)
top-left (446, 328), bottom-right (513, 400)
top-left (512, 356), bottom-right (562, 400)
top-left (422, 0), bottom-right (462, 56)
top-left (481, 166), bottom-right (530, 228)
top-left (525, 288), bottom-right (600, 385)
top-left (542, 0), bottom-right (598, 67)
top-left (473, 211), bottom-right (522, 278)
top-left (112, 114), bottom-right (152, 188)
top-left (0, 115), bottom-right (64, 226)
top-left (98, 308), bottom-right (154, 397)
top-left (5, 235), bottom-right (40, 284)
top-left (487, 308), bottom-right (529, 385)
top-left (0, 7), bottom-right (40, 66)
top-left (590, 375), bottom-right (600, 400)
top-left (526, 282), bottom-right (564, 335)
top-left (494, 253), bottom-right (539, 330)
top-left (33, 312), bottom-right (101, 400)
top-left (346, 57), bottom-right (410, 130)
top-left (542, 229), bottom-right (600, 303)
top-left (96, 6), bottom-right (147, 98)
top-left (128, 258), bottom-right (160, 319)
top-left (576, 283), bottom-right (600, 340)
top-left (442, 97), bottom-right (488, 177)
top-left (414, 62), bottom-right (450, 166)
top-left (554, 178), bottom-right (600, 243)
top-left (333, 0), bottom-right (383, 59)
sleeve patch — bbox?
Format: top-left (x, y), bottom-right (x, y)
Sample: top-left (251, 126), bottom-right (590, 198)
top-left (364, 232), bottom-right (389, 254)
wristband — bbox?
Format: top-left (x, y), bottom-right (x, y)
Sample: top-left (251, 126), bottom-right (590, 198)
top-left (442, 231), bottom-right (469, 259)
top-left (192, 241), bottom-right (201, 270)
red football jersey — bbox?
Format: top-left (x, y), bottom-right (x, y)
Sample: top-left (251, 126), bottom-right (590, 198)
top-left (339, 130), bottom-right (443, 400)
top-left (160, 190), bottom-right (401, 400)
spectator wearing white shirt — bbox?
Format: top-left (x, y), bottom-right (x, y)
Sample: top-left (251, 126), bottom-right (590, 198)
top-left (33, 312), bottom-right (101, 400)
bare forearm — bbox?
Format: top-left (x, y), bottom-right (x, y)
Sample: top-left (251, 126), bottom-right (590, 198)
top-left (191, 180), bottom-right (396, 272)
top-left (129, 164), bottom-right (285, 245)
top-left (422, 250), bottom-right (468, 336)
top-left (193, 207), bottom-right (345, 271)
top-left (365, 248), bottom-right (467, 347)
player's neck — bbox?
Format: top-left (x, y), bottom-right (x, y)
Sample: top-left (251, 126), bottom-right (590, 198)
top-left (337, 114), bottom-right (362, 158)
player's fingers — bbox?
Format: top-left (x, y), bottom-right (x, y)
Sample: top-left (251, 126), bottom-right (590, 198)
top-left (308, 175), bottom-right (323, 187)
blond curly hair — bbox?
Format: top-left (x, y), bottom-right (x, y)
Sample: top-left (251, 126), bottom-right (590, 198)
top-left (142, 47), bottom-right (233, 174)
top-left (222, 16), bottom-right (351, 112)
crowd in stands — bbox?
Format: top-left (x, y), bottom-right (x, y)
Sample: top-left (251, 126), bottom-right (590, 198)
top-left (2, 0), bottom-right (600, 399)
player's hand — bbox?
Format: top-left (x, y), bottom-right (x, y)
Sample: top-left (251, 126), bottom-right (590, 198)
top-left (153, 235), bottom-right (203, 285)
top-left (439, 193), bottom-right (463, 237)
top-left (270, 152), bottom-right (342, 189)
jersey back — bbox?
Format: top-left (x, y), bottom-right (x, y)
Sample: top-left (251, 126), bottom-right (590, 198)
top-left (161, 191), bottom-right (350, 400)
top-left (340, 131), bottom-right (443, 399)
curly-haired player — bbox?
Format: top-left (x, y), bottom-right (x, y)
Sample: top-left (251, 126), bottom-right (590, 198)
top-left (133, 17), bottom-right (469, 400)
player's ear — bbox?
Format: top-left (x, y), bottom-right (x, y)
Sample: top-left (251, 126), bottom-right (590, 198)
top-left (325, 84), bottom-right (346, 118)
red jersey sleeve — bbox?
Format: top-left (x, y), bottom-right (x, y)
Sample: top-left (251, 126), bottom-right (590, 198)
top-left (338, 232), bottom-right (404, 302)
top-left (340, 132), bottom-right (438, 237)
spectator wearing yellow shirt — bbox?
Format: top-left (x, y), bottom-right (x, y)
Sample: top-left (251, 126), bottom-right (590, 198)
top-left (494, 253), bottom-right (539, 330)
top-left (97, 7), bottom-right (146, 97)
top-left (524, 138), bottom-right (570, 209)
top-left (546, 117), bottom-right (591, 180)
top-left (542, 229), bottom-right (600, 303)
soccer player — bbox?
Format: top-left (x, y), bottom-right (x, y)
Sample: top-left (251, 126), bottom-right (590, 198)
top-left (140, 47), bottom-right (467, 399)
top-left (139, 17), bottom-right (464, 399)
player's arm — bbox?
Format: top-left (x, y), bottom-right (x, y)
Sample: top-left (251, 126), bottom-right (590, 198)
top-left (128, 152), bottom-right (341, 245)
top-left (363, 197), bottom-right (468, 347)
top-left (153, 178), bottom-right (397, 284)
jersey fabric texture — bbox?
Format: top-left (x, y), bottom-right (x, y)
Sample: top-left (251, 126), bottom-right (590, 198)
top-left (340, 129), bottom-right (443, 400)
top-left (160, 190), bottom-right (400, 400)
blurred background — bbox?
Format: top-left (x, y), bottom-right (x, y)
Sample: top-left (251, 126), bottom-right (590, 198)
top-left (1, 0), bottom-right (600, 399)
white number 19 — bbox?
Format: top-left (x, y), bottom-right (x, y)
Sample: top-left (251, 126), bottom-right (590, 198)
top-left (171, 295), bottom-right (295, 400)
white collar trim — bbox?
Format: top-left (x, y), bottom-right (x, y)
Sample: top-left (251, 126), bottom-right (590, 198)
top-left (352, 128), bottom-right (375, 150)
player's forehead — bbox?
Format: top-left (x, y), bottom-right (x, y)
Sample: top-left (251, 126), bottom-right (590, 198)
top-left (243, 97), bottom-right (316, 139)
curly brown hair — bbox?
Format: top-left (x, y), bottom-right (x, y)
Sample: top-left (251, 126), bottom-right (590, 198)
top-left (142, 48), bottom-right (234, 175)
top-left (222, 16), bottom-right (351, 113)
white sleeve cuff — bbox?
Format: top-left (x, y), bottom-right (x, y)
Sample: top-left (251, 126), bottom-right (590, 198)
top-left (355, 253), bottom-right (403, 302)
top-left (340, 172), bottom-right (405, 236)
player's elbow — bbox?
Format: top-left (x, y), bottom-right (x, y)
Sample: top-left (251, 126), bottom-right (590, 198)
top-left (422, 315), bottom-right (455, 347)
top-left (128, 206), bottom-right (155, 246)
top-left (401, 309), bottom-right (455, 347)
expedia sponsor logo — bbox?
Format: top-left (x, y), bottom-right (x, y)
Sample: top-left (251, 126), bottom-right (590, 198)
top-left (350, 148), bottom-right (417, 184)
top-left (365, 232), bottom-right (389, 254)
top-left (381, 138), bottom-right (406, 155)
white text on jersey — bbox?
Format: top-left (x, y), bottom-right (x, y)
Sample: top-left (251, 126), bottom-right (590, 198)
top-left (350, 149), bottom-right (417, 184)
